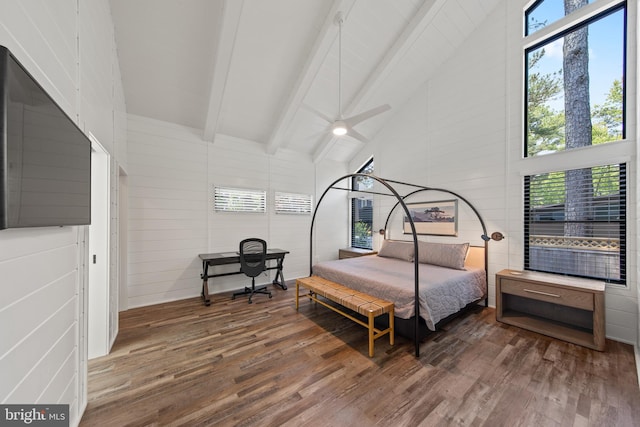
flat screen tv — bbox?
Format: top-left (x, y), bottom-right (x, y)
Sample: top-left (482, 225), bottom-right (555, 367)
top-left (0, 46), bottom-right (91, 230)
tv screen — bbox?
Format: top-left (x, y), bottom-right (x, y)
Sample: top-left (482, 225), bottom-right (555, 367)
top-left (0, 46), bottom-right (91, 230)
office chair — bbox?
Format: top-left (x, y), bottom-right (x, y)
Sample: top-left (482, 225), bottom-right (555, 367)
top-left (232, 238), bottom-right (272, 303)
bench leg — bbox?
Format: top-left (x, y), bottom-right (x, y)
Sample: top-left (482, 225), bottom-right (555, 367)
top-left (389, 307), bottom-right (394, 346)
top-left (368, 312), bottom-right (375, 357)
top-left (295, 280), bottom-right (299, 310)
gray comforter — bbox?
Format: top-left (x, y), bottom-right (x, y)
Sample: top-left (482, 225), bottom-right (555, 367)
top-left (312, 255), bottom-right (486, 330)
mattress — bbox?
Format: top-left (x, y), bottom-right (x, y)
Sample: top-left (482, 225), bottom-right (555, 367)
top-left (312, 255), bottom-right (486, 330)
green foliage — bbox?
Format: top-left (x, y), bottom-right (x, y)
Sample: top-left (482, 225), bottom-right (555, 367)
top-left (527, 49), bottom-right (564, 156)
top-left (529, 165), bottom-right (620, 207)
top-left (353, 221), bottom-right (372, 247)
top-left (527, 51), bottom-right (623, 156)
top-left (592, 79), bottom-right (623, 141)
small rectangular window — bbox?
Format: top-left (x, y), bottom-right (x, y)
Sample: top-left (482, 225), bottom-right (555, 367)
top-left (214, 186), bottom-right (266, 213)
top-left (274, 191), bottom-right (313, 214)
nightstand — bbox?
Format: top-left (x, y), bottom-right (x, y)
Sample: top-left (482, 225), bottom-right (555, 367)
top-left (496, 269), bottom-right (605, 351)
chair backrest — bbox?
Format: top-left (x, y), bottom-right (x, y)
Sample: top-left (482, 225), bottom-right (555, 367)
top-left (239, 238), bottom-right (267, 278)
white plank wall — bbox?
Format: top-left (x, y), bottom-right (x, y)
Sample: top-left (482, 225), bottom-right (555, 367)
top-left (352, 1), bottom-right (638, 345)
top-left (0, 228), bottom-right (81, 404)
top-left (0, 1), bottom-right (126, 425)
top-left (126, 116), bottom-right (209, 308)
top-left (126, 119), bottom-right (347, 305)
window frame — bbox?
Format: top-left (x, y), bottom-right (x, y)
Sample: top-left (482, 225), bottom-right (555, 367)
top-left (521, 0), bottom-right (629, 285)
top-left (524, 163), bottom-right (627, 284)
top-left (523, 1), bottom-right (627, 157)
top-left (350, 158), bottom-right (374, 250)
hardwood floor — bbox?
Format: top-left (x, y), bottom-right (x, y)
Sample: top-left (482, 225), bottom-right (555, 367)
top-left (81, 282), bottom-right (640, 426)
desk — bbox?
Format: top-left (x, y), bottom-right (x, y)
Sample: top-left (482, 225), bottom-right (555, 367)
top-left (198, 249), bottom-right (289, 306)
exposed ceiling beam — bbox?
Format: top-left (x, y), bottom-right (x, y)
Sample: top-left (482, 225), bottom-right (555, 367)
top-left (312, 0), bottom-right (447, 163)
top-left (345, 0), bottom-right (445, 117)
top-left (265, 0), bottom-right (357, 155)
top-left (203, 0), bottom-right (245, 142)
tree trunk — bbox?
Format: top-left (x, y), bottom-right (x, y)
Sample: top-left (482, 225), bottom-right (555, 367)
top-left (563, 0), bottom-right (592, 237)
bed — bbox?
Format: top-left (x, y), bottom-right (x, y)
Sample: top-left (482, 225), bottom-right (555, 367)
top-left (312, 241), bottom-right (486, 331)
top-left (308, 174), bottom-right (495, 357)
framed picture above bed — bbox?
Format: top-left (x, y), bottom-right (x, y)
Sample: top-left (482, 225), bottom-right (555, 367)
top-left (403, 199), bottom-right (458, 236)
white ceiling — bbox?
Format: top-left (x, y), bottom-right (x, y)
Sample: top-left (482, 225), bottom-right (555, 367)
top-left (110, 0), bottom-right (500, 163)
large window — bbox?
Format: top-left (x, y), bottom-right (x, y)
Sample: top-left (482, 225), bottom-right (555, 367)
top-left (523, 0), bottom-right (627, 284)
top-left (351, 158), bottom-right (374, 249)
top-left (525, 164), bottom-right (626, 283)
top-left (525, 1), bottom-right (625, 157)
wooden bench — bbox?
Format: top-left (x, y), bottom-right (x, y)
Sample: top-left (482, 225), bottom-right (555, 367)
top-left (296, 276), bottom-right (394, 357)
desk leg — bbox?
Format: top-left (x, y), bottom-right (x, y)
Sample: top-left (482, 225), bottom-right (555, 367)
top-left (201, 261), bottom-right (211, 306)
top-left (272, 256), bottom-right (288, 290)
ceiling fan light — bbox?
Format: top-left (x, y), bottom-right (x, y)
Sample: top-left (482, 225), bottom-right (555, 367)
top-left (332, 121), bottom-right (348, 136)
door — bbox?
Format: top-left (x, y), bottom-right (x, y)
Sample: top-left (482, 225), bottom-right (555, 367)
top-left (88, 137), bottom-right (110, 359)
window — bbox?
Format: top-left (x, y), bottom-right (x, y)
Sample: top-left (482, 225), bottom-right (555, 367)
top-left (214, 186), bottom-right (266, 213)
top-left (526, 0), bottom-right (595, 35)
top-left (274, 191), bottom-right (313, 214)
top-left (351, 158), bottom-right (374, 249)
top-left (525, 2), bottom-right (625, 157)
top-left (524, 164), bottom-right (626, 283)
top-left (523, 0), bottom-right (627, 284)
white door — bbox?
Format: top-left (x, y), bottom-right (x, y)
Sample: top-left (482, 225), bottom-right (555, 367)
top-left (88, 138), bottom-right (110, 359)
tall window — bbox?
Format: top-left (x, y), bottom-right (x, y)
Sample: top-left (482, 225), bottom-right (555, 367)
top-left (351, 158), bottom-right (374, 249)
top-left (523, 0), bottom-right (627, 283)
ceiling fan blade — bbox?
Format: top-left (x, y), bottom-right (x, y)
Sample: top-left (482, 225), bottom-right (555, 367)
top-left (346, 128), bottom-right (369, 144)
top-left (301, 103), bottom-right (334, 124)
top-left (343, 104), bottom-right (391, 127)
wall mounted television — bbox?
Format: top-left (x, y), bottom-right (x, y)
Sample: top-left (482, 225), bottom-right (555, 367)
top-left (0, 46), bottom-right (91, 230)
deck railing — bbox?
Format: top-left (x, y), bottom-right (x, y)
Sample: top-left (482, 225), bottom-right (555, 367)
top-left (529, 235), bottom-right (620, 252)
top-left (528, 235), bottom-right (621, 281)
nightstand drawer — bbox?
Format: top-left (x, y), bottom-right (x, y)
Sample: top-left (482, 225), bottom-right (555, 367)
top-left (500, 278), bottom-right (594, 311)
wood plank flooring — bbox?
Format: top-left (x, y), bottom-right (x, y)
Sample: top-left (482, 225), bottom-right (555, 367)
top-left (81, 282), bottom-right (640, 426)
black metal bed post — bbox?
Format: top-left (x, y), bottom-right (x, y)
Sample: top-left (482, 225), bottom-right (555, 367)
top-left (308, 177), bottom-right (345, 276)
top-left (308, 173), bottom-right (422, 357)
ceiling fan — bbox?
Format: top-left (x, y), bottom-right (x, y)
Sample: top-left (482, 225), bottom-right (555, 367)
top-left (315, 12), bottom-right (391, 143)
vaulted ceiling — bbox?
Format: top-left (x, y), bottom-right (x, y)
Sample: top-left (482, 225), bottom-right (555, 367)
top-left (110, 0), bottom-right (500, 163)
